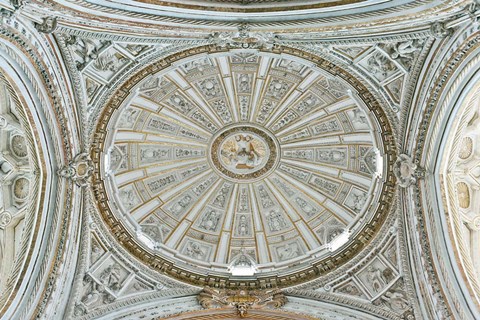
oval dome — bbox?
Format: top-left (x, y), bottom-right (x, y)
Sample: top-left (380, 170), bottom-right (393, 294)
top-left (93, 47), bottom-right (395, 286)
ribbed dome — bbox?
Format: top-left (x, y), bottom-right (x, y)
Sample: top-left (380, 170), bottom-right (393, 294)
top-left (96, 49), bottom-right (390, 280)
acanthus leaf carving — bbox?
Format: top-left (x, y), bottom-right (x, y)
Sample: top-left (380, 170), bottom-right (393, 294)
top-left (58, 152), bottom-right (93, 187)
top-left (34, 16), bottom-right (57, 34)
top-left (430, 22), bottom-right (453, 38)
top-left (198, 287), bottom-right (287, 318)
top-left (210, 23), bottom-right (277, 49)
top-left (393, 154), bottom-right (425, 188)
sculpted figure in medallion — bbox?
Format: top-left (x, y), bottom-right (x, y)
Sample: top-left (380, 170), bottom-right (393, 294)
top-left (221, 134), bottom-right (263, 170)
top-left (393, 154), bottom-right (421, 188)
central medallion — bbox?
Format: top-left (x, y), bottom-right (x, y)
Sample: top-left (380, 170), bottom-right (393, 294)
top-left (209, 125), bottom-right (279, 182)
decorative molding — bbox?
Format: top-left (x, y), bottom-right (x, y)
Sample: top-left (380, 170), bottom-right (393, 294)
top-left (393, 154), bottom-right (424, 188)
top-left (198, 287), bottom-right (286, 318)
top-left (58, 152), bottom-right (93, 188)
top-left (34, 16), bottom-right (57, 34)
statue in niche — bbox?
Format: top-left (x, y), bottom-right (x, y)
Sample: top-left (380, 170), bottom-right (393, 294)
top-left (185, 242), bottom-right (205, 260)
top-left (199, 210), bottom-right (221, 231)
top-left (267, 210), bottom-right (286, 232)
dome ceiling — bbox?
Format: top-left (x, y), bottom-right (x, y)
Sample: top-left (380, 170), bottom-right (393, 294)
top-left (3, 0), bottom-right (480, 318)
top-left (93, 47), bottom-right (395, 285)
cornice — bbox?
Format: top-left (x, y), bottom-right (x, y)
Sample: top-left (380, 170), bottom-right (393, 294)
top-left (10, 0), bottom-right (469, 36)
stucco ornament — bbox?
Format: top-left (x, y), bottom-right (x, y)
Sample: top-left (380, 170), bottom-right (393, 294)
top-left (210, 24), bottom-right (277, 49)
top-left (34, 16), bottom-right (57, 33)
top-left (58, 152), bottom-right (93, 187)
top-left (430, 22), bottom-right (453, 38)
top-left (198, 287), bottom-right (287, 318)
top-left (394, 154), bottom-right (418, 188)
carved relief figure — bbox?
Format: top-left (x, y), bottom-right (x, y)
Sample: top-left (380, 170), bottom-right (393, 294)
top-left (258, 186), bottom-right (274, 208)
top-left (276, 242), bottom-right (302, 261)
top-left (119, 188), bottom-right (139, 210)
top-left (337, 283), bottom-right (362, 297)
top-left (317, 149), bottom-right (346, 163)
top-left (221, 134), bottom-right (262, 170)
top-left (212, 185), bottom-right (230, 208)
top-left (367, 265), bottom-right (386, 293)
top-left (390, 40), bottom-right (419, 67)
top-left (92, 52), bottom-right (127, 73)
top-left (99, 264), bottom-right (122, 291)
top-left (267, 210), bottom-right (287, 232)
top-left (351, 193), bottom-right (367, 212)
top-left (185, 241), bottom-right (205, 260)
top-left (295, 197), bottom-right (317, 216)
top-left (366, 52), bottom-right (396, 78)
top-left (169, 195), bottom-right (192, 216)
top-left (237, 215), bottom-right (249, 236)
top-left (381, 288), bottom-right (410, 313)
top-left (118, 107), bottom-right (140, 127)
top-left (351, 109), bottom-right (368, 125)
top-left (199, 210), bottom-right (221, 231)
